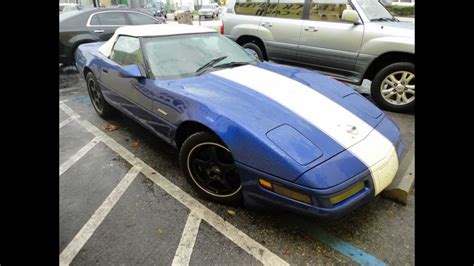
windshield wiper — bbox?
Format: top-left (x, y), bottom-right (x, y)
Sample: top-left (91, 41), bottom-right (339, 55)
top-left (370, 17), bottom-right (398, 22)
top-left (214, 61), bottom-right (250, 69)
top-left (195, 56), bottom-right (227, 75)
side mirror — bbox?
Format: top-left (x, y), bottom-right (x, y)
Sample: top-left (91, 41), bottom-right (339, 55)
top-left (118, 64), bottom-right (144, 78)
top-left (244, 48), bottom-right (260, 60)
top-left (342, 9), bottom-right (361, 24)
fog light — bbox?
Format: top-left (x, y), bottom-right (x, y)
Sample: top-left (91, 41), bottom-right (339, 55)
top-left (329, 182), bottom-right (365, 205)
top-left (259, 179), bottom-right (312, 204)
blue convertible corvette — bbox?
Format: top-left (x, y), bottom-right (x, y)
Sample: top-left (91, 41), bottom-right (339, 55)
top-left (76, 24), bottom-right (404, 219)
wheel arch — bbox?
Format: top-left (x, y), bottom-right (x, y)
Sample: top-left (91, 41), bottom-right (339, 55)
top-left (174, 120), bottom-right (222, 150)
top-left (363, 52), bottom-right (414, 81)
top-left (83, 66), bottom-right (93, 79)
top-left (236, 35), bottom-right (268, 60)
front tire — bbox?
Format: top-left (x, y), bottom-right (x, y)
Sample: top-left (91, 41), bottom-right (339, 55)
top-left (179, 132), bottom-right (242, 204)
top-left (85, 72), bottom-right (116, 119)
top-left (370, 62), bottom-right (415, 112)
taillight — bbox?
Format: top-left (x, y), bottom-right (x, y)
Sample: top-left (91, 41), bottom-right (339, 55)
top-left (220, 21), bottom-right (224, 34)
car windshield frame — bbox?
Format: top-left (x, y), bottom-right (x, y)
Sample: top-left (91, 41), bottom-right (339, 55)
top-left (352, 0), bottom-right (394, 21)
top-left (140, 33), bottom-right (259, 80)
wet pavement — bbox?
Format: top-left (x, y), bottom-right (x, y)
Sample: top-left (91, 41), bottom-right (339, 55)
top-left (59, 66), bottom-right (414, 265)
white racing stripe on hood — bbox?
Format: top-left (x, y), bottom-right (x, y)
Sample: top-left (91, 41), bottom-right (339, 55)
top-left (212, 65), bottom-right (398, 194)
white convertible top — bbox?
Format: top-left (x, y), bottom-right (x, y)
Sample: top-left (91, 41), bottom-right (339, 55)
top-left (99, 24), bottom-right (216, 57)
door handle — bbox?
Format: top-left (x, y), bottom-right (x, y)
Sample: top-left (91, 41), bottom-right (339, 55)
top-left (94, 29), bottom-right (105, 33)
top-left (102, 69), bottom-right (108, 73)
top-left (304, 26), bottom-right (318, 32)
top-left (261, 22), bottom-right (272, 27)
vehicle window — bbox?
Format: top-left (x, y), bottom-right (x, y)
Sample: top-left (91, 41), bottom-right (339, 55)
top-left (354, 0), bottom-right (393, 20)
top-left (89, 14), bottom-right (100, 25)
top-left (264, 0), bottom-right (304, 19)
top-left (308, 0), bottom-right (350, 22)
top-left (234, 0), bottom-right (267, 16)
top-left (96, 12), bottom-right (128, 25)
top-left (264, 0), bottom-right (278, 17)
top-left (142, 33), bottom-right (258, 80)
top-left (110, 36), bottom-right (145, 66)
top-left (128, 12), bottom-right (157, 25)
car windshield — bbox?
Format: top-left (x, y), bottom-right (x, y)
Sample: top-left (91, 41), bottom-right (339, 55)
top-left (201, 5), bottom-right (213, 9)
top-left (353, 0), bottom-right (394, 20)
top-left (142, 33), bottom-right (259, 80)
top-left (146, 2), bottom-right (161, 8)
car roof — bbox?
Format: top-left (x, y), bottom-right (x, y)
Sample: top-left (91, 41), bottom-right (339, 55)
top-left (60, 8), bottom-right (151, 23)
top-left (99, 24), bottom-right (216, 57)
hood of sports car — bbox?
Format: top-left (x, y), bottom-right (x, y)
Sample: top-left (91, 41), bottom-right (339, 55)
top-left (166, 62), bottom-right (385, 181)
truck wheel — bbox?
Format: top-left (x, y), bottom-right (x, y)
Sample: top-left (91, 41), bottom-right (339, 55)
top-left (371, 62), bottom-right (415, 113)
top-left (242, 42), bottom-right (264, 60)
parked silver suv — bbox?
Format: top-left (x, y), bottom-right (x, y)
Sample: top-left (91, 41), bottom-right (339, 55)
top-left (222, 0), bottom-right (414, 112)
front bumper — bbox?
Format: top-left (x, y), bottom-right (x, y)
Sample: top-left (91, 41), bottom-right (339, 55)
top-left (239, 162), bottom-right (376, 220)
top-left (240, 117), bottom-right (405, 220)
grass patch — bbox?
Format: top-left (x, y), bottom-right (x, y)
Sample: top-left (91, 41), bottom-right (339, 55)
top-left (386, 5), bottom-right (415, 17)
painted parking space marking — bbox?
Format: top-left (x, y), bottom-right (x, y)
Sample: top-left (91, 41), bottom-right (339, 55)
top-left (59, 102), bottom-right (289, 266)
top-left (59, 166), bottom-right (142, 266)
top-left (59, 136), bottom-right (101, 176)
top-left (289, 216), bottom-right (388, 266)
top-left (59, 115), bottom-right (79, 129)
top-left (172, 212), bottom-right (202, 266)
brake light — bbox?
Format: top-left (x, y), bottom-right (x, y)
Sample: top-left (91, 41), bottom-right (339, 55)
top-left (220, 21), bottom-right (224, 34)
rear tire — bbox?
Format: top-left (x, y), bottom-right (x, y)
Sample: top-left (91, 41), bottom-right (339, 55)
top-left (242, 42), bottom-right (264, 60)
top-left (179, 131), bottom-right (242, 204)
top-left (85, 72), bottom-right (117, 119)
top-left (370, 62), bottom-right (415, 113)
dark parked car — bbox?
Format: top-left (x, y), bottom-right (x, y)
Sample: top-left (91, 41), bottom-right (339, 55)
top-left (146, 1), bottom-right (167, 18)
top-left (60, 8), bottom-right (165, 66)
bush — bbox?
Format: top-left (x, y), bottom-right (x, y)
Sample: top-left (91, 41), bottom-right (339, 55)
top-left (386, 5), bottom-right (415, 17)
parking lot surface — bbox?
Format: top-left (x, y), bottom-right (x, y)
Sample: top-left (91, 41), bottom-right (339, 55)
top-left (60, 61), bottom-right (414, 265)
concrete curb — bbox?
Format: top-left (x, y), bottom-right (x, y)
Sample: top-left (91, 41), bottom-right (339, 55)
top-left (382, 144), bottom-right (415, 205)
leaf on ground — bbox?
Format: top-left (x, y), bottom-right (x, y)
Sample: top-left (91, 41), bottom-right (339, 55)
top-left (131, 140), bottom-right (141, 148)
top-left (227, 209), bottom-right (236, 215)
top-left (103, 123), bottom-right (118, 132)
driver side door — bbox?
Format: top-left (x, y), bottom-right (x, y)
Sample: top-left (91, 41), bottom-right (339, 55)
top-left (102, 35), bottom-right (155, 124)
